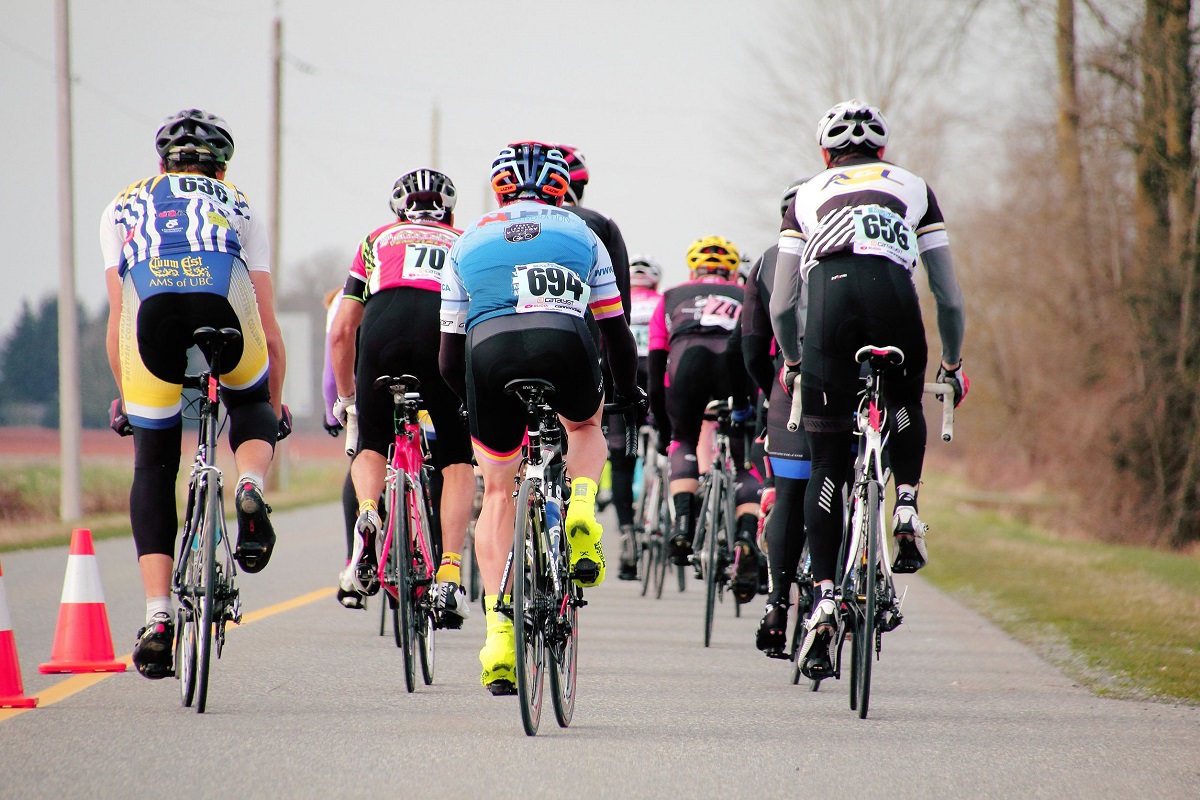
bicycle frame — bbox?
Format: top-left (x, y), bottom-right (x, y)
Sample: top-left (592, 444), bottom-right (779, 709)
top-left (172, 326), bottom-right (242, 714)
top-left (373, 374), bottom-right (438, 692)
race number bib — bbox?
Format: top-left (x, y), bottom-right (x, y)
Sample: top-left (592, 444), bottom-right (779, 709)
top-left (851, 205), bottom-right (918, 268)
top-left (513, 263), bottom-right (591, 316)
top-left (632, 324), bottom-right (651, 357)
top-left (698, 295), bottom-right (740, 331)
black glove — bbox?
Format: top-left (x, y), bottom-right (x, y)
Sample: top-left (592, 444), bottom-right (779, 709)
top-left (615, 385), bottom-right (649, 414)
top-left (323, 419), bottom-right (342, 437)
top-left (109, 398), bottom-right (133, 437)
top-left (277, 404), bottom-right (293, 441)
top-left (779, 363), bottom-right (802, 398)
top-left (935, 363), bottom-right (969, 407)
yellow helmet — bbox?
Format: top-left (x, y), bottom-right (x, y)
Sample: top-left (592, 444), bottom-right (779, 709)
top-left (686, 235), bottom-right (741, 277)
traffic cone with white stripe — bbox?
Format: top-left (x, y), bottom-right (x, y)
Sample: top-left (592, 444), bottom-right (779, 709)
top-left (39, 529), bottom-right (126, 674)
top-left (0, 558), bottom-right (38, 707)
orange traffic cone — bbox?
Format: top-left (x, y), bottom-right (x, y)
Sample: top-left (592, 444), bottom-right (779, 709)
top-left (39, 528), bottom-right (126, 674)
top-left (0, 558), bottom-right (38, 708)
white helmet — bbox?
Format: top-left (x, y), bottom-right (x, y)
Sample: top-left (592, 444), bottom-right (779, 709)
top-left (628, 254), bottom-right (662, 288)
top-left (815, 100), bottom-right (889, 151)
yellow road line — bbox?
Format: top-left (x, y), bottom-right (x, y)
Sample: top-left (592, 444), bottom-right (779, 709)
top-left (0, 586), bottom-right (335, 722)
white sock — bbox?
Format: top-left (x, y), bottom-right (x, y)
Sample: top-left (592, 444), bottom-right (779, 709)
top-left (238, 473), bottom-right (265, 493)
top-left (146, 596), bottom-right (172, 623)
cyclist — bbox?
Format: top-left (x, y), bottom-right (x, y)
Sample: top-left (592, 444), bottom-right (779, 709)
top-left (320, 286), bottom-right (372, 609)
top-left (648, 236), bottom-right (763, 603)
top-left (744, 179), bottom-right (814, 656)
top-left (439, 141), bottom-right (641, 694)
top-left (328, 168), bottom-right (475, 628)
top-left (770, 100), bottom-right (968, 677)
top-left (102, 108), bottom-right (287, 679)
top-left (609, 254), bottom-right (664, 579)
top-left (556, 144), bottom-right (632, 514)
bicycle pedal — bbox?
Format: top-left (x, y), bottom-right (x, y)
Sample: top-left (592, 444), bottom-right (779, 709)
top-left (486, 680), bottom-right (518, 697)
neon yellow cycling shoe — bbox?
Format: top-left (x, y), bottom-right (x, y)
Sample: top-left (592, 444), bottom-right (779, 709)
top-left (566, 477), bottom-right (606, 588)
top-left (479, 596), bottom-right (516, 695)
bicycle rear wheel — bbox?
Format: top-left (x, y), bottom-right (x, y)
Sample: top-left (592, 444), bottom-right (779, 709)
top-left (393, 471), bottom-right (419, 694)
top-left (195, 476), bottom-right (219, 713)
top-left (513, 481), bottom-right (546, 736)
top-left (702, 473), bottom-right (729, 647)
top-left (850, 481), bottom-right (881, 718)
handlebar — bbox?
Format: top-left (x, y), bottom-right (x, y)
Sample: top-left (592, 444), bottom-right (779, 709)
top-left (786, 375), bottom-right (803, 432)
top-left (603, 399), bottom-right (643, 459)
top-left (923, 383), bottom-right (955, 442)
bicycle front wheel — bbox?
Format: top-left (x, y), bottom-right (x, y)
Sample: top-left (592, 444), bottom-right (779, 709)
top-left (513, 480), bottom-right (546, 736)
top-left (549, 563), bottom-right (578, 728)
top-left (410, 477), bottom-right (437, 687)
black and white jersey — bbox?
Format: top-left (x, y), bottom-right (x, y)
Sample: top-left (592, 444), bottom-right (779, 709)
top-left (779, 155), bottom-right (949, 281)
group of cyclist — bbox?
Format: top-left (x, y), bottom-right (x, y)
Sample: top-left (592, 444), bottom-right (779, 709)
top-left (104, 98), bottom-right (967, 692)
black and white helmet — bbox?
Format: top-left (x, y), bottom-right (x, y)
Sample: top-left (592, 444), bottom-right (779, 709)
top-left (628, 254), bottom-right (663, 288)
top-left (815, 100), bottom-right (889, 151)
top-left (780, 177), bottom-right (809, 217)
top-left (389, 168), bottom-right (457, 223)
top-left (154, 109), bottom-right (235, 164)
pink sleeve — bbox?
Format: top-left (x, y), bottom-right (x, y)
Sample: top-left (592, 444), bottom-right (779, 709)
top-left (647, 296), bottom-right (668, 352)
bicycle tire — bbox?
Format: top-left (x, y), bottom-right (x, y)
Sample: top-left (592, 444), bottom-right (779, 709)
top-left (195, 474), bottom-right (219, 714)
top-left (549, 543), bottom-right (578, 729)
top-left (176, 605), bottom-right (196, 707)
top-left (701, 474), bottom-right (723, 647)
top-left (384, 477), bottom-right (404, 649)
top-left (411, 476), bottom-right (436, 687)
top-left (851, 480), bottom-right (881, 718)
top-left (513, 480), bottom-right (546, 736)
top-left (397, 472), bottom-right (419, 694)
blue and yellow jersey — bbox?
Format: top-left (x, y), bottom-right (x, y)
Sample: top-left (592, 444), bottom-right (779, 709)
top-left (99, 172), bottom-right (270, 298)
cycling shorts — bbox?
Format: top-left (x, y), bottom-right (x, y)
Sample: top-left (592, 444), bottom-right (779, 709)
top-left (118, 256), bottom-right (269, 429)
top-left (355, 288), bottom-right (471, 469)
top-left (801, 254), bottom-right (927, 403)
top-left (466, 313), bottom-right (603, 465)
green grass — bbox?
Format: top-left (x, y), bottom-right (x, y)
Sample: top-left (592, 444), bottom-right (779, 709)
top-left (0, 459), bottom-right (346, 552)
top-left (921, 472), bottom-right (1200, 704)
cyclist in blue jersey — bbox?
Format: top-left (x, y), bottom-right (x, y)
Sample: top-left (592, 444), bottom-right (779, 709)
top-left (439, 141), bottom-right (642, 694)
top-left (102, 109), bottom-right (288, 679)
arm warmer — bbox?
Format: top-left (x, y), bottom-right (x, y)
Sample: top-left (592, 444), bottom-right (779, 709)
top-left (769, 249), bottom-right (805, 364)
top-left (922, 246), bottom-right (966, 365)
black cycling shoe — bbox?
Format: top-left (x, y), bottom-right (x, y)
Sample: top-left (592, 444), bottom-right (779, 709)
top-left (731, 539), bottom-right (760, 604)
top-left (486, 680), bottom-right (518, 697)
top-left (668, 534), bottom-right (693, 566)
top-left (755, 602), bottom-right (789, 658)
top-left (618, 558), bottom-right (639, 581)
top-left (132, 612), bottom-right (175, 680)
top-left (800, 631), bottom-right (835, 680)
top-left (235, 481), bottom-right (276, 573)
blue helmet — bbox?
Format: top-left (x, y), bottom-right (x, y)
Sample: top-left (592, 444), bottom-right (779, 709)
top-left (490, 141), bottom-right (571, 206)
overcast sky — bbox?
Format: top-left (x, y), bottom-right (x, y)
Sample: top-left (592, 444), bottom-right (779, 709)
top-left (1, 0), bottom-right (1043, 333)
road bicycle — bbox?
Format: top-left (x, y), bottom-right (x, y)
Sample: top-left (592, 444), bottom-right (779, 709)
top-left (495, 379), bottom-right (637, 735)
top-left (691, 398), bottom-right (750, 647)
top-left (172, 326), bottom-right (244, 714)
top-left (373, 374), bottom-right (441, 693)
top-left (790, 345), bottom-right (954, 717)
top-left (634, 424), bottom-right (677, 599)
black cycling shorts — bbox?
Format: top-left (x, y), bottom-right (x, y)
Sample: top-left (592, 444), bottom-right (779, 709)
top-left (355, 288), bottom-right (471, 469)
top-left (466, 313), bottom-right (603, 462)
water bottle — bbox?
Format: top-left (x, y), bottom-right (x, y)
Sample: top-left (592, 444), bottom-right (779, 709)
top-left (632, 458), bottom-right (643, 502)
top-left (546, 494), bottom-right (563, 557)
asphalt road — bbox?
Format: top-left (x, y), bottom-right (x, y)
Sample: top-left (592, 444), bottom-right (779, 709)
top-left (2, 502), bottom-right (1197, 799)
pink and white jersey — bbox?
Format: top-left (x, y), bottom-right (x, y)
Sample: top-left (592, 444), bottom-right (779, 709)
top-left (346, 219), bottom-right (462, 301)
top-left (629, 285), bottom-right (663, 358)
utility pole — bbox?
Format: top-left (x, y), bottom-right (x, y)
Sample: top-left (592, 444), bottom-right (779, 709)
top-left (56, 0), bottom-right (81, 521)
top-left (267, 8), bottom-right (288, 492)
